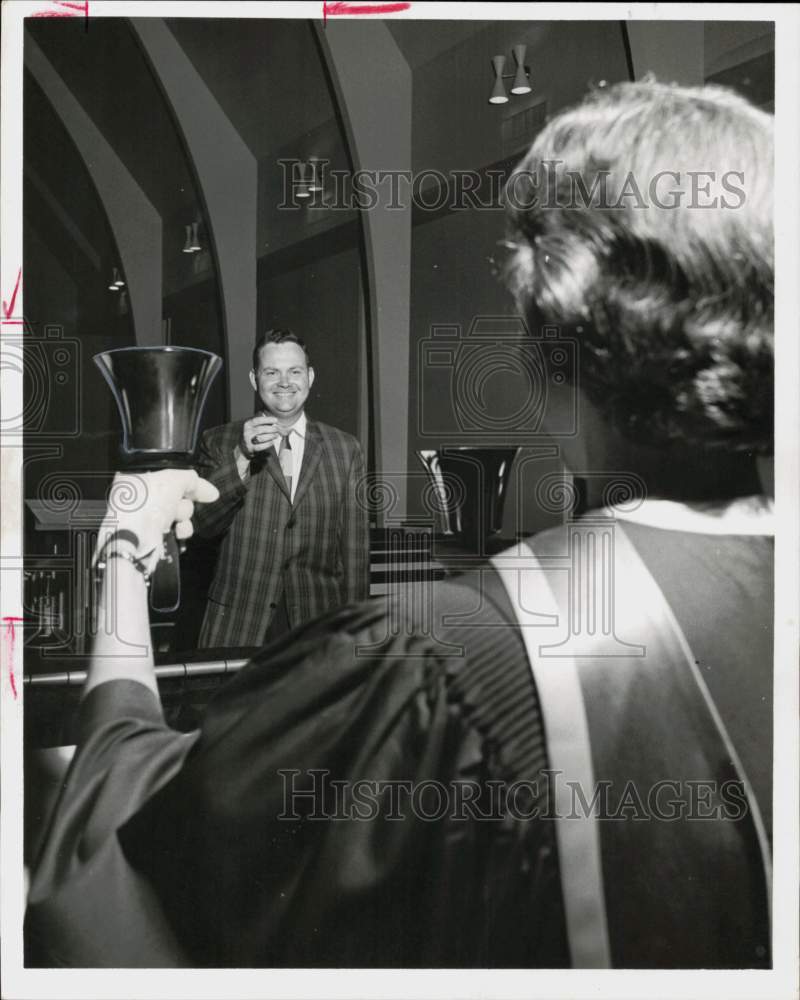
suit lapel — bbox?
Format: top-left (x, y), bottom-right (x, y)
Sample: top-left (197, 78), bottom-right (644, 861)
top-left (255, 444), bottom-right (291, 501)
top-left (292, 420), bottom-right (323, 508)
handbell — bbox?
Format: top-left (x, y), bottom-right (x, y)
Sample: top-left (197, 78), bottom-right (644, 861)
top-left (417, 447), bottom-right (520, 554)
top-left (94, 346), bottom-right (223, 611)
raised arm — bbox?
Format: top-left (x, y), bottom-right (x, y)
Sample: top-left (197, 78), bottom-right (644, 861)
top-left (89, 470), bottom-right (219, 698)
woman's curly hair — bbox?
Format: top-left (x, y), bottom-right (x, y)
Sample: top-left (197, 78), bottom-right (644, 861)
top-left (504, 79), bottom-right (773, 454)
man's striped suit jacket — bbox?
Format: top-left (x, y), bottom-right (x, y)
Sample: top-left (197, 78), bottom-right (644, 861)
top-left (193, 418), bottom-right (370, 648)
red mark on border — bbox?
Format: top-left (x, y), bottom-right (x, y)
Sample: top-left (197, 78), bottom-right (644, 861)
top-left (323, 1), bottom-right (411, 25)
top-left (2, 617), bottom-right (25, 701)
top-left (31, 0), bottom-right (89, 28)
top-left (2, 269), bottom-right (22, 324)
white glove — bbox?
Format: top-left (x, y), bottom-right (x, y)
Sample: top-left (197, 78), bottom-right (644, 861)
top-left (95, 469), bottom-right (219, 576)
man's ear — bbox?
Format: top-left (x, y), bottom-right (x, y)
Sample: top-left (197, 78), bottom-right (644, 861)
top-left (249, 369), bottom-right (258, 393)
top-left (307, 366), bottom-right (315, 390)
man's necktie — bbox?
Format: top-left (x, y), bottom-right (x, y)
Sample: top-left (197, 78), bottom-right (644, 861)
top-left (279, 432), bottom-right (293, 499)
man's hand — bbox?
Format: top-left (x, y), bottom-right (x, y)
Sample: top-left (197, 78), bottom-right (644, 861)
top-left (239, 413), bottom-right (280, 459)
top-left (95, 469), bottom-right (220, 575)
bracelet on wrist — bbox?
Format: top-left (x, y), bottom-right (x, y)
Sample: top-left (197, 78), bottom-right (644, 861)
top-left (96, 528), bottom-right (141, 560)
top-left (95, 545), bottom-right (157, 585)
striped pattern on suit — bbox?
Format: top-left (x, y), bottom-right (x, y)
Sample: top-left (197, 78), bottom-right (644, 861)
top-left (193, 418), bottom-right (370, 648)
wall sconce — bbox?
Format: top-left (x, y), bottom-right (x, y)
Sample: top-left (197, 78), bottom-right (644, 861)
top-left (292, 159), bottom-right (326, 199)
top-left (294, 162), bottom-right (311, 200)
top-left (307, 157), bottom-right (324, 193)
top-left (182, 222), bottom-right (202, 253)
top-left (108, 267), bottom-right (125, 291)
top-left (489, 45), bottom-right (532, 105)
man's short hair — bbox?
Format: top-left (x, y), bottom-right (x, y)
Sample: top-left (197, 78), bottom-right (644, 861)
top-left (504, 79), bottom-right (773, 454)
top-left (252, 328), bottom-right (312, 371)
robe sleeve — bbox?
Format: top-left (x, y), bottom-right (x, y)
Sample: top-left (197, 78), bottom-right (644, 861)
top-left (25, 680), bottom-right (199, 967)
top-left (120, 585), bottom-right (567, 968)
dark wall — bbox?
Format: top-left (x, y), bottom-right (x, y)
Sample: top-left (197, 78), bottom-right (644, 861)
top-left (411, 21), bottom-right (631, 176)
top-left (404, 20), bottom-right (633, 534)
top-left (257, 241), bottom-right (363, 439)
top-left (404, 19), bottom-right (768, 526)
top-left (407, 204), bottom-right (569, 536)
top-left (162, 280), bottom-right (227, 433)
top-left (23, 72), bottom-right (135, 520)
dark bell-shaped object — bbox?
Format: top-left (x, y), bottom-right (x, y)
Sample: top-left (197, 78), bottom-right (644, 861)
top-left (417, 447), bottom-right (520, 554)
top-left (93, 346), bottom-right (222, 469)
top-left (93, 346), bottom-right (223, 613)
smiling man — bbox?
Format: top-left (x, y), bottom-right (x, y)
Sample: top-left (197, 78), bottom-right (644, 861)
top-left (192, 328), bottom-right (370, 648)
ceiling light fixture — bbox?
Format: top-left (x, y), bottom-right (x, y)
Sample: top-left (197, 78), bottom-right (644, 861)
top-left (307, 157), bottom-right (324, 193)
top-left (182, 222), bottom-right (202, 254)
top-left (295, 161), bottom-right (311, 200)
top-left (489, 45), bottom-right (532, 105)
